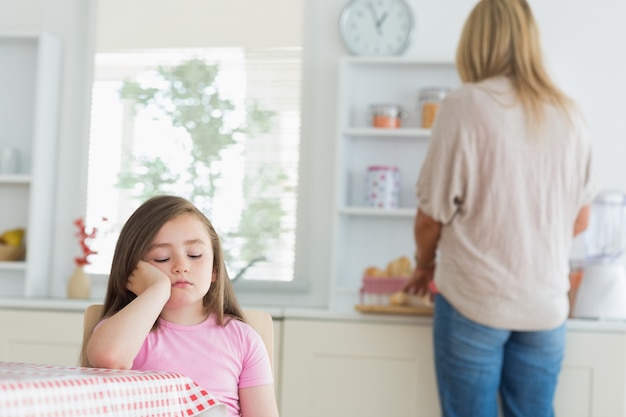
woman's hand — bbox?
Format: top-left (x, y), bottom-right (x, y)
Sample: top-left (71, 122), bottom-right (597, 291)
top-left (127, 260), bottom-right (171, 297)
top-left (402, 266), bottom-right (436, 297)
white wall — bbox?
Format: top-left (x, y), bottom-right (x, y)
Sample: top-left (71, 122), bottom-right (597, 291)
top-left (1, 0), bottom-right (624, 303)
top-left (95, 0), bottom-right (303, 50)
top-left (0, 0), bottom-right (94, 297)
top-left (534, 1), bottom-right (626, 191)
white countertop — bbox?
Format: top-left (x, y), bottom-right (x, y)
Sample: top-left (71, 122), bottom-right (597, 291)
top-left (0, 297), bottom-right (96, 311)
top-left (0, 297), bottom-right (625, 332)
top-left (0, 297), bottom-right (426, 324)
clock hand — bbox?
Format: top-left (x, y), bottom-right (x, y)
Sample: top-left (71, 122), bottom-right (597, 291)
top-left (376, 12), bottom-right (388, 29)
top-left (368, 1), bottom-right (382, 35)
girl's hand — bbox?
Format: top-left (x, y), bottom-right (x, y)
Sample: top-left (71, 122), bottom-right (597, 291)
top-left (127, 260), bottom-right (171, 297)
top-left (88, 260), bottom-right (171, 370)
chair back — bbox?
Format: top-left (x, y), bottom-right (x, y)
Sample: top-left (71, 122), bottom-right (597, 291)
top-left (81, 304), bottom-right (274, 375)
top-left (80, 304), bottom-right (104, 367)
top-left (243, 309), bottom-right (274, 374)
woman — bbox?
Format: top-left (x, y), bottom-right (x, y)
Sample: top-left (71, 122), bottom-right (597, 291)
top-left (403, 1), bottom-right (596, 416)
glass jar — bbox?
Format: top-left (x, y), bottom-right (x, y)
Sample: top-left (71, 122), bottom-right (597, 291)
top-left (418, 88), bottom-right (449, 128)
top-left (369, 104), bottom-right (406, 128)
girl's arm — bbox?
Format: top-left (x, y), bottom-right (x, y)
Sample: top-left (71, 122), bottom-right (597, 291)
top-left (239, 385), bottom-right (280, 417)
top-left (86, 261), bottom-right (171, 369)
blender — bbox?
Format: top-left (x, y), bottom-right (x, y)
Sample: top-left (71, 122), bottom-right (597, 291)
top-left (572, 191), bottom-right (626, 320)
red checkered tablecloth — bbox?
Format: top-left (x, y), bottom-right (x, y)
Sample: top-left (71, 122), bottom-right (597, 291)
top-left (0, 361), bottom-right (226, 417)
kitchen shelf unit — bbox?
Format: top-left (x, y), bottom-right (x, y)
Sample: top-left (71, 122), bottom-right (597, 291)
top-left (0, 33), bottom-right (62, 297)
top-left (330, 56), bottom-right (459, 308)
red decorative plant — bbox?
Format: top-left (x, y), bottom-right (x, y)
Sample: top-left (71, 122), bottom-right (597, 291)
top-left (74, 218), bottom-right (106, 266)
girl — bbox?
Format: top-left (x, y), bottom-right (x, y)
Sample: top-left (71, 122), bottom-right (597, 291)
top-left (86, 195), bottom-right (279, 417)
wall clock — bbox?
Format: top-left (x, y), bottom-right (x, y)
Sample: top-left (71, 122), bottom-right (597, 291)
top-left (339, 0), bottom-right (415, 56)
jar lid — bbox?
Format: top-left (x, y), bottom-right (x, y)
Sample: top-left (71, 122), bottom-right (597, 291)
top-left (418, 87), bottom-right (450, 100)
top-left (367, 165), bottom-right (399, 171)
top-left (369, 103), bottom-right (403, 110)
top-left (369, 103), bottom-right (405, 118)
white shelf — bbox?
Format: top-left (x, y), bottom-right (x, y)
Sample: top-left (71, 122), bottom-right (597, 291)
top-left (342, 56), bottom-right (454, 67)
top-left (0, 33), bottom-right (62, 298)
top-left (330, 56), bottom-right (459, 309)
top-left (0, 174), bottom-right (31, 184)
top-left (342, 127), bottom-right (431, 138)
top-left (338, 206), bottom-right (415, 217)
top-left (0, 261), bottom-right (27, 271)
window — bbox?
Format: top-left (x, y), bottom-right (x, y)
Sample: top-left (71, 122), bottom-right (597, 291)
top-left (85, 1), bottom-right (303, 287)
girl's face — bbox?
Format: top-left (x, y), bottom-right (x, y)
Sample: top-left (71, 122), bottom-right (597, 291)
top-left (143, 214), bottom-right (216, 312)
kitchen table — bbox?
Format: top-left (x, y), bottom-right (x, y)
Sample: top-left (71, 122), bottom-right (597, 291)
top-left (0, 361), bottom-right (226, 417)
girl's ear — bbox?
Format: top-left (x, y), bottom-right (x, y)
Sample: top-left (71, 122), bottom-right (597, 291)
top-left (212, 270), bottom-right (217, 282)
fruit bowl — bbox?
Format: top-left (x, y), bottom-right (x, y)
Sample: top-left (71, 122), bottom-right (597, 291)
top-left (0, 244), bottom-right (26, 261)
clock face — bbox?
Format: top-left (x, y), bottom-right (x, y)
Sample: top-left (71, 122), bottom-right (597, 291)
top-left (339, 0), bottom-right (415, 56)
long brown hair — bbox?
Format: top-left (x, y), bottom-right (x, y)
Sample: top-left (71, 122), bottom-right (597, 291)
top-left (80, 196), bottom-right (245, 367)
top-left (101, 195), bottom-right (245, 324)
top-left (456, 0), bottom-right (571, 125)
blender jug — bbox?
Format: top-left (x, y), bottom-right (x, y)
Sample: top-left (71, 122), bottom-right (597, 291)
top-left (573, 191), bottom-right (626, 320)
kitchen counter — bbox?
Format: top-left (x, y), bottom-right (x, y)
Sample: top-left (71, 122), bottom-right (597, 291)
top-left (1, 298), bottom-right (624, 417)
top-left (1, 297), bottom-right (626, 332)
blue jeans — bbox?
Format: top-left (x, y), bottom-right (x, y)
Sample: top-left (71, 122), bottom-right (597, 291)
top-left (433, 294), bottom-right (566, 417)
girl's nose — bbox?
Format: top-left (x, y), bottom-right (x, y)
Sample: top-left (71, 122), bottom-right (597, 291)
top-left (173, 259), bottom-right (190, 273)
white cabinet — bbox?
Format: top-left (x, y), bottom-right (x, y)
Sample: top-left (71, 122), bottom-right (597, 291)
top-left (555, 329), bottom-right (626, 417)
top-left (0, 33), bottom-right (62, 297)
top-left (1, 305), bottom-right (626, 416)
top-left (0, 308), bottom-right (83, 366)
top-left (279, 318), bottom-right (439, 417)
top-left (331, 57), bottom-right (459, 308)
top-left (278, 317), bottom-right (626, 417)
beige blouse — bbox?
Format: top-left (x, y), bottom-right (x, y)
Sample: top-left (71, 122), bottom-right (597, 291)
top-left (417, 76), bottom-right (596, 330)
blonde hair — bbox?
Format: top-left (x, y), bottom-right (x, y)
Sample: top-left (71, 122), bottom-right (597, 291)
top-left (456, 0), bottom-right (571, 125)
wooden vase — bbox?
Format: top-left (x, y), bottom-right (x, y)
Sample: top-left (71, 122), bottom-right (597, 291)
top-left (67, 265), bottom-right (91, 299)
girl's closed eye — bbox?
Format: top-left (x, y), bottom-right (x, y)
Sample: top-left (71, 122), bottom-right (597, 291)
top-left (188, 253), bottom-right (202, 259)
top-left (146, 250), bottom-right (170, 263)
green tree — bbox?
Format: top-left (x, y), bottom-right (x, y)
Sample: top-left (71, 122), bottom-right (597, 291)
top-left (116, 58), bottom-right (287, 268)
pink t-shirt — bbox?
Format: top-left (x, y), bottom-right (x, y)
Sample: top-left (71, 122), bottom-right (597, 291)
top-left (131, 315), bottom-right (273, 416)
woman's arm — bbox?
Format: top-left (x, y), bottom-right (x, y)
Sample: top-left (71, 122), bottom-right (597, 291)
top-left (86, 261), bottom-right (171, 369)
top-left (573, 204), bottom-right (590, 237)
top-left (414, 208), bottom-right (443, 266)
top-left (403, 208), bottom-right (443, 296)
top-left (239, 384), bottom-right (280, 417)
